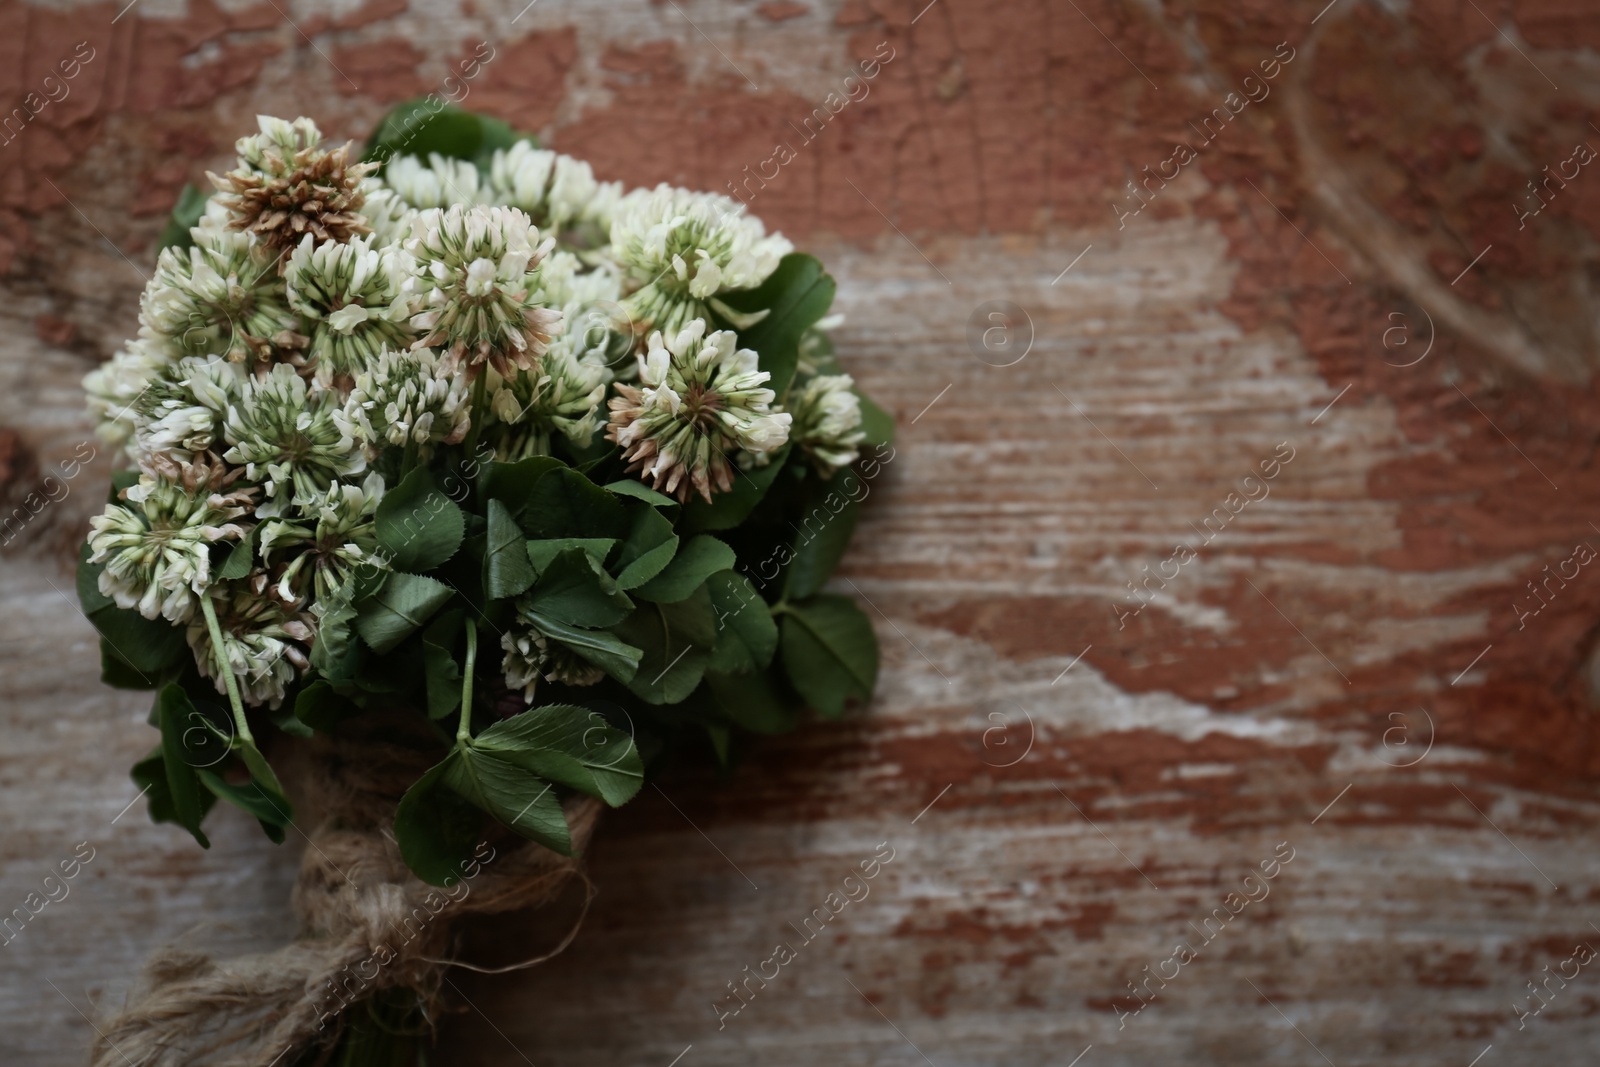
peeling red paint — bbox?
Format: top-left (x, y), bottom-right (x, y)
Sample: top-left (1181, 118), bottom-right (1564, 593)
top-left (0, 0), bottom-right (289, 268)
top-left (757, 2), bottom-right (810, 21)
top-left (457, 29), bottom-right (578, 134)
top-left (331, 38), bottom-right (428, 101)
top-left (32, 313), bottom-right (74, 346)
top-left (302, 0), bottom-right (410, 38)
top-left (0, 427), bottom-right (30, 494)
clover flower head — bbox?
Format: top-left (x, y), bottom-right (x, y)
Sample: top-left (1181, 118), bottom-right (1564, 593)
top-left (385, 152), bottom-right (486, 210)
top-left (187, 574), bottom-right (314, 708)
top-left (259, 471), bottom-right (386, 605)
top-left (285, 233), bottom-right (412, 379)
top-left (501, 618), bottom-right (605, 698)
top-left (223, 363), bottom-right (367, 517)
top-left (208, 115), bottom-right (374, 257)
top-left (790, 373), bottom-right (865, 475)
top-left (534, 252), bottom-right (634, 378)
top-left (402, 204), bottom-right (562, 377)
top-left (488, 143), bottom-right (621, 244)
top-left (192, 195), bottom-right (235, 236)
top-left (86, 336), bottom-right (175, 453)
top-left (132, 355), bottom-right (248, 463)
top-left (358, 178), bottom-right (421, 246)
top-left (87, 459), bottom-right (254, 623)
top-left (582, 180), bottom-right (624, 239)
top-left (612, 185), bottom-right (792, 335)
top-left (605, 318), bottom-right (790, 502)
top-left (141, 228), bottom-right (301, 363)
top-left (795, 318), bottom-right (844, 376)
top-left (538, 250), bottom-right (622, 312)
top-left (489, 336), bottom-right (608, 458)
top-left (234, 116), bottom-right (323, 173)
top-left (342, 345), bottom-right (471, 453)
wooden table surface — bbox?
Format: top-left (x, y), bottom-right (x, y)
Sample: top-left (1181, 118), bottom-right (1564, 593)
top-left (4, 1), bottom-right (1600, 1064)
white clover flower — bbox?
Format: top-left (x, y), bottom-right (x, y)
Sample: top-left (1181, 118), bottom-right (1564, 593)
top-left (141, 227), bottom-right (301, 363)
top-left (192, 195), bottom-right (235, 237)
top-left (789, 373), bottom-right (865, 475)
top-left (402, 204), bottom-right (562, 378)
top-left (606, 319), bottom-right (790, 502)
top-left (358, 177), bottom-right (421, 247)
top-left (207, 115), bottom-right (373, 256)
top-left (611, 184), bottom-right (792, 335)
top-left (385, 152), bottom-right (486, 209)
top-left (488, 143), bottom-right (621, 246)
top-left (501, 619), bottom-right (604, 698)
top-left (133, 356), bottom-right (248, 463)
top-left (536, 250), bottom-right (623, 310)
top-left (87, 466), bottom-right (253, 623)
top-left (536, 251), bottom-right (636, 375)
top-left (285, 233), bottom-right (412, 379)
top-left (582, 180), bottom-right (623, 241)
top-left (234, 115), bottom-right (324, 174)
top-left (223, 363), bottom-right (367, 517)
top-left (187, 574), bottom-right (314, 708)
top-left (796, 319), bottom-right (844, 377)
top-left (259, 472), bottom-right (386, 605)
top-left (489, 337), bottom-right (608, 458)
top-left (342, 345), bottom-right (470, 454)
top-left (487, 142), bottom-right (554, 209)
top-left (85, 336), bottom-right (175, 454)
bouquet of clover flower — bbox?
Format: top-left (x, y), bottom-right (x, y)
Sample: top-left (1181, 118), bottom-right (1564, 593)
top-left (76, 104), bottom-right (892, 1067)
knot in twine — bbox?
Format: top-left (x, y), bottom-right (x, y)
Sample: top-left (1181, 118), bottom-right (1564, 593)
top-left (89, 732), bottom-right (602, 1067)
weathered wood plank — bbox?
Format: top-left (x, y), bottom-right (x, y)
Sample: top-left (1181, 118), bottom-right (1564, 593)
top-left (3, 0), bottom-right (1600, 1064)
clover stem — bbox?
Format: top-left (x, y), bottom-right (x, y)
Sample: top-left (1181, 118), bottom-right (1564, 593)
top-left (460, 370), bottom-right (490, 473)
top-left (200, 592), bottom-right (253, 747)
top-left (458, 617), bottom-right (478, 745)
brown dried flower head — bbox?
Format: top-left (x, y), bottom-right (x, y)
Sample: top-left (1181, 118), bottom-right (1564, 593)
top-left (138, 450), bottom-right (256, 505)
top-left (208, 115), bottom-right (375, 264)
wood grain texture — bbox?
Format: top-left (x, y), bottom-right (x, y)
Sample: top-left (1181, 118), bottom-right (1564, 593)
top-left (3, 1), bottom-right (1600, 1065)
